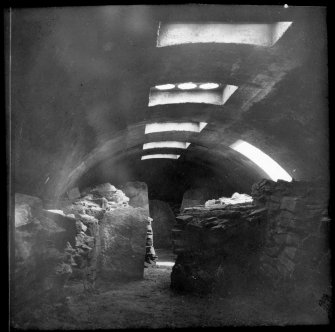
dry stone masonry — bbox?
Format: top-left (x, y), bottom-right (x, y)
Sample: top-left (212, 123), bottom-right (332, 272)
top-left (60, 182), bottom-right (149, 284)
top-left (12, 182), bottom-right (153, 327)
top-left (171, 179), bottom-right (331, 308)
top-left (252, 179), bottom-right (331, 304)
top-left (145, 216), bottom-right (158, 267)
top-left (171, 193), bottom-right (267, 295)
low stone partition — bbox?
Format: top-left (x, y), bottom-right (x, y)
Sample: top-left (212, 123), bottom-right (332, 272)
top-left (12, 194), bottom-right (76, 328)
top-left (98, 206), bottom-right (148, 280)
top-left (171, 200), bottom-right (267, 295)
top-left (171, 179), bottom-right (331, 306)
top-left (59, 182), bottom-right (149, 286)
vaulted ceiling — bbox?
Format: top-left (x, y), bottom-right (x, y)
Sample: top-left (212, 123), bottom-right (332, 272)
top-left (11, 5), bottom-right (328, 202)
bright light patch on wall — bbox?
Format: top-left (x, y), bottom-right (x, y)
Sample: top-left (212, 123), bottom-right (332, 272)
top-left (143, 141), bottom-right (191, 149)
top-left (230, 140), bottom-right (292, 182)
top-left (199, 83), bottom-right (220, 90)
top-left (141, 154), bottom-right (180, 160)
top-left (47, 209), bottom-right (66, 215)
top-left (155, 84), bottom-right (175, 90)
top-left (177, 82), bottom-right (197, 90)
top-left (156, 261), bottom-right (175, 267)
top-left (157, 22), bottom-right (292, 47)
top-left (199, 122), bottom-right (207, 131)
top-left (222, 85), bottom-right (238, 104)
top-left (145, 122), bottom-right (207, 134)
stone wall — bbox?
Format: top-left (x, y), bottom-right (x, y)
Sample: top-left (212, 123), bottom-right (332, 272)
top-left (98, 206), bottom-right (148, 280)
top-left (149, 200), bottom-right (176, 249)
top-left (12, 194), bottom-right (76, 328)
top-left (171, 201), bottom-right (267, 295)
top-left (171, 179), bottom-right (331, 307)
top-left (252, 179), bottom-right (331, 304)
top-left (60, 183), bottom-right (148, 285)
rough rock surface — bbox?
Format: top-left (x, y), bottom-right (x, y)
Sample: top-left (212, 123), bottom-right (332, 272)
top-left (98, 207), bottom-right (148, 280)
top-left (122, 181), bottom-right (150, 215)
top-left (149, 200), bottom-right (176, 249)
top-left (59, 183), bottom-right (149, 285)
top-left (171, 201), bottom-right (267, 295)
top-left (13, 194), bottom-right (75, 328)
top-left (252, 179), bottom-right (331, 306)
top-left (145, 217), bottom-right (158, 266)
top-left (171, 179), bottom-right (331, 312)
top-left (15, 193), bottom-right (43, 227)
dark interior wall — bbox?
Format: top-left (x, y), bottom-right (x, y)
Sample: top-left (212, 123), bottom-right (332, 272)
top-left (10, 6), bottom-right (328, 201)
top-left (75, 157), bottom-right (238, 203)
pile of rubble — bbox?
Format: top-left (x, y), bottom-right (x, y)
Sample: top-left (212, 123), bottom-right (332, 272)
top-left (205, 192), bottom-right (253, 207)
top-left (59, 182), bottom-right (150, 284)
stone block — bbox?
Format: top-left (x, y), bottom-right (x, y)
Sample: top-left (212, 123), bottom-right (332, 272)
top-left (282, 246), bottom-right (297, 260)
top-left (43, 210), bottom-right (77, 247)
top-left (266, 201), bottom-right (280, 210)
top-left (280, 196), bottom-right (298, 212)
top-left (278, 252), bottom-right (296, 273)
top-left (15, 193), bottom-right (43, 228)
top-left (98, 206), bottom-right (147, 280)
top-left (13, 211), bottom-right (74, 324)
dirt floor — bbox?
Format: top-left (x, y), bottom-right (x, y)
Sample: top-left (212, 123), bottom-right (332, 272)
top-left (23, 249), bottom-right (329, 329)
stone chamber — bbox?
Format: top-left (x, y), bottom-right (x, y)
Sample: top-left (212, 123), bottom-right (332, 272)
top-left (8, 4), bottom-right (332, 329)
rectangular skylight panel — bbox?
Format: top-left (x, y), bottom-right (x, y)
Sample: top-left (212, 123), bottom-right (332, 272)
top-left (157, 22), bottom-right (292, 47)
top-left (148, 84), bottom-right (238, 107)
top-left (230, 140), bottom-right (292, 182)
top-left (141, 154), bottom-right (180, 160)
top-left (145, 122), bottom-right (207, 134)
top-left (143, 141), bottom-right (191, 149)
top-left (149, 90), bottom-right (223, 106)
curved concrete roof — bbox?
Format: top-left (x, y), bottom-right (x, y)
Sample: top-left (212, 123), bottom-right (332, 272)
top-left (10, 5), bottom-right (328, 201)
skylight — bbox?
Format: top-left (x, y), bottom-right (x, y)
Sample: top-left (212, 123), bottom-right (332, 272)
top-left (148, 84), bottom-right (238, 107)
top-left (145, 122), bottom-right (207, 134)
top-left (177, 82), bottom-right (197, 90)
top-left (141, 154), bottom-right (180, 160)
top-left (157, 22), bottom-right (293, 47)
top-left (199, 83), bottom-right (219, 90)
top-left (230, 140), bottom-right (292, 182)
top-left (143, 141), bottom-right (191, 149)
top-left (155, 84), bottom-right (175, 90)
